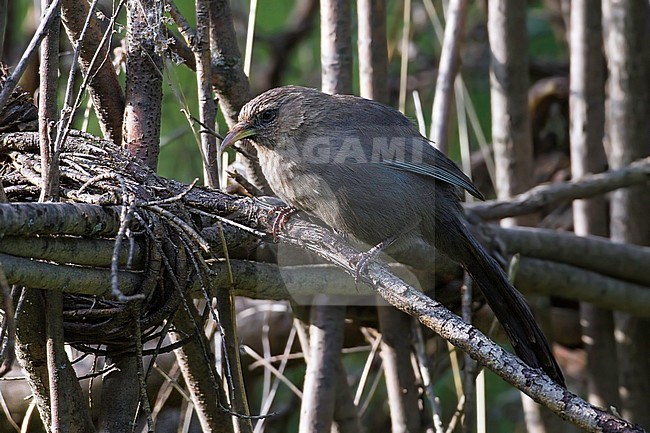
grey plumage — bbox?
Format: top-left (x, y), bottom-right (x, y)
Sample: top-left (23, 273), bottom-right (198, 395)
top-left (222, 85), bottom-right (565, 386)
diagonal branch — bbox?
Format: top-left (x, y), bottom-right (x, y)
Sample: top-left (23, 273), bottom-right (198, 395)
top-left (270, 218), bottom-right (642, 433)
top-left (466, 156), bottom-right (650, 221)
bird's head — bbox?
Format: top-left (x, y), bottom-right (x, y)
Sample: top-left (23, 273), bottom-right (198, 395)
top-left (221, 86), bottom-right (322, 154)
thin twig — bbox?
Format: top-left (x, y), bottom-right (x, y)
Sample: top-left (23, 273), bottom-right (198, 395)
top-left (0, 0), bottom-right (62, 112)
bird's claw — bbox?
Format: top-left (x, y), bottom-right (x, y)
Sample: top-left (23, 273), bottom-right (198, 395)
top-left (350, 252), bottom-right (371, 288)
top-left (349, 235), bottom-right (399, 288)
top-left (268, 206), bottom-right (299, 241)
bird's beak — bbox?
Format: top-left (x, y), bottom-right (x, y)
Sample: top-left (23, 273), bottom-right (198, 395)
top-left (221, 123), bottom-right (256, 153)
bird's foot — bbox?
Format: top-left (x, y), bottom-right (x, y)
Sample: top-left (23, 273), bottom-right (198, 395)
top-left (268, 206), bottom-right (299, 241)
top-left (349, 235), bottom-right (399, 286)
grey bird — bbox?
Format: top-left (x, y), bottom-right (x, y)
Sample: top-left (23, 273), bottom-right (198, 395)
top-left (221, 85), bottom-right (565, 386)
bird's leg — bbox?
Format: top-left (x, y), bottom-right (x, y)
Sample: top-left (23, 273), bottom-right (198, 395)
top-left (350, 235), bottom-right (399, 285)
top-left (350, 218), bottom-right (422, 285)
top-left (268, 206), bottom-right (299, 241)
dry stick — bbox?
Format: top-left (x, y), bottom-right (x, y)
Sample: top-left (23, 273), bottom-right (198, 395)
top-left (466, 156), bottom-right (650, 221)
top-left (214, 222), bottom-right (254, 433)
top-left (412, 322), bottom-right (444, 433)
top-left (274, 219), bottom-right (643, 433)
top-left (377, 307), bottom-right (421, 432)
top-left (422, 0), bottom-right (496, 186)
top-left (397, 0), bottom-right (411, 113)
top-left (0, 0), bottom-right (6, 53)
top-left (38, 0), bottom-right (64, 425)
top-left (460, 274), bottom-right (478, 433)
top-left (428, 0), bottom-right (469, 154)
top-left (134, 305), bottom-right (154, 432)
top-left (170, 304), bottom-right (234, 433)
top-left (243, 0), bottom-right (258, 77)
top-left (194, 0), bottom-right (219, 188)
top-left (0, 0), bottom-right (62, 112)
top-left (516, 257), bottom-right (650, 317)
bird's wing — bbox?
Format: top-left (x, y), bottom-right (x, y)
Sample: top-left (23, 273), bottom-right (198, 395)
top-left (376, 158), bottom-right (485, 200)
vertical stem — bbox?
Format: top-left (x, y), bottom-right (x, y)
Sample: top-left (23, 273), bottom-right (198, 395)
top-left (397, 0), bottom-right (411, 113)
top-left (39, 0), bottom-right (60, 202)
top-left (429, 0), bottom-right (469, 153)
top-left (320, 0), bottom-right (352, 95)
top-left (207, 0), bottom-right (270, 193)
top-left (195, 0), bottom-right (218, 188)
top-left (569, 0), bottom-right (620, 410)
top-left (300, 2), bottom-right (354, 432)
top-left (487, 0), bottom-right (535, 227)
top-left (357, 0), bottom-right (388, 103)
top-left (358, 3), bottom-right (422, 430)
top-left (603, 0), bottom-right (650, 426)
top-left (299, 299), bottom-right (345, 433)
top-left (122, 0), bottom-right (163, 169)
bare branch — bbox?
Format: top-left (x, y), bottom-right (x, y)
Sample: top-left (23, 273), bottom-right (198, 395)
top-left (483, 225), bottom-right (650, 287)
top-left (60, 0), bottom-right (125, 143)
top-left (466, 156), bottom-right (650, 221)
top-left (515, 258), bottom-right (650, 317)
top-left (273, 218), bottom-right (642, 432)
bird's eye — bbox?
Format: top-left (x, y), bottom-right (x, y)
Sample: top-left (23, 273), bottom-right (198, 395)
top-left (259, 109), bottom-right (278, 125)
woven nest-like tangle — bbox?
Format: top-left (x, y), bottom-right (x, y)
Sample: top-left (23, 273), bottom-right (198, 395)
top-left (0, 126), bottom-right (244, 354)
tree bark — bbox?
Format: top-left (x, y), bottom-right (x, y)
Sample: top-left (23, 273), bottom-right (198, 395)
top-left (488, 0), bottom-right (535, 227)
top-left (569, 0), bottom-right (620, 410)
top-left (122, 0), bottom-right (163, 169)
top-left (603, 0), bottom-right (650, 426)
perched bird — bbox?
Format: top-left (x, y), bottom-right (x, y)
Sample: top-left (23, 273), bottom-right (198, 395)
top-left (221, 85), bottom-right (565, 386)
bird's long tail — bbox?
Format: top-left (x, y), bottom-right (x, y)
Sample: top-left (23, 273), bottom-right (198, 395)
top-left (433, 216), bottom-right (565, 386)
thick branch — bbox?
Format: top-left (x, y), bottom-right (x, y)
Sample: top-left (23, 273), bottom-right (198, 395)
top-left (515, 258), bottom-right (650, 317)
top-left (270, 218), bottom-right (642, 432)
top-left (467, 156), bottom-right (650, 221)
top-left (483, 225), bottom-right (650, 286)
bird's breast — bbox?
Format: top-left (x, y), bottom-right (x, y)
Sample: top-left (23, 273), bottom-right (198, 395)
top-left (258, 150), bottom-right (327, 213)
